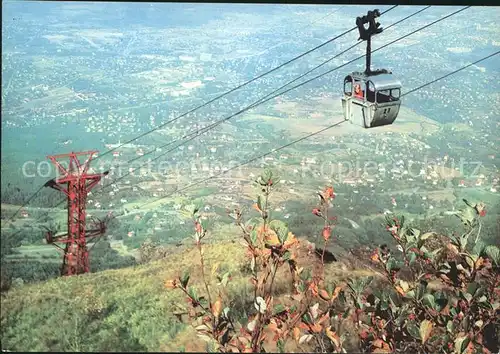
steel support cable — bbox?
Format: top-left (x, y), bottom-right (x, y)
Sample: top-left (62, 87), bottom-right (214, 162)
top-left (5, 190), bottom-right (131, 249)
top-left (93, 8), bottom-right (396, 161)
top-left (94, 5), bottom-right (396, 161)
top-left (2, 204), bottom-right (69, 243)
top-left (243, 6), bottom-right (431, 111)
top-left (289, 5), bottom-right (346, 31)
top-left (22, 6), bottom-right (474, 223)
top-left (138, 48), bottom-right (498, 210)
top-left (48, 5), bottom-right (467, 213)
top-left (5, 184), bottom-right (66, 225)
top-left (138, 118), bottom-right (350, 209)
top-left (92, 5), bottom-right (461, 198)
top-left (310, 6), bottom-right (345, 24)
top-left (84, 5), bottom-right (422, 200)
top-left (7, 6), bottom-right (398, 218)
top-left (9, 10), bottom-right (496, 249)
top-left (400, 50), bottom-right (499, 98)
top-left (6, 184), bottom-right (46, 222)
top-left (10, 10), bottom-right (496, 243)
top-left (69, 8), bottom-right (354, 196)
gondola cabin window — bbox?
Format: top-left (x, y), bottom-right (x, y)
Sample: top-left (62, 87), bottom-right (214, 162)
top-left (343, 76), bottom-right (365, 99)
top-left (367, 81), bottom-right (376, 102)
top-left (344, 78), bottom-right (353, 96)
top-left (376, 88), bottom-right (401, 103)
top-left (353, 80), bottom-right (364, 99)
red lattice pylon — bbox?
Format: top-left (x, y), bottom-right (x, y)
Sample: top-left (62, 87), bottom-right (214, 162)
top-left (44, 151), bottom-right (108, 276)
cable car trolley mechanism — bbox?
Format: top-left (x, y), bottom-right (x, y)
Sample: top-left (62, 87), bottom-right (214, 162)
top-left (342, 9), bottom-right (402, 128)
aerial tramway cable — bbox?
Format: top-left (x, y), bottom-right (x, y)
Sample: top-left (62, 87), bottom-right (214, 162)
top-left (6, 184), bottom-right (46, 219)
top-left (7, 7), bottom-right (496, 271)
top-left (40, 6), bottom-right (471, 214)
top-left (83, 6), bottom-right (426, 200)
top-left (7, 6), bottom-right (397, 220)
top-left (138, 47), bottom-right (499, 210)
top-left (400, 50), bottom-right (500, 98)
top-left (8, 5), bottom-right (476, 224)
top-left (8, 22), bottom-right (498, 264)
top-left (94, 5), bottom-right (398, 161)
top-left (6, 9), bottom-right (497, 279)
top-left (44, 7), bottom-right (409, 208)
top-left (245, 6), bottom-right (431, 110)
top-left (92, 5), bottom-right (463, 196)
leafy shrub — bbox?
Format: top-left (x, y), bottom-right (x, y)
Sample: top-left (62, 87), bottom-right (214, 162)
top-left (363, 199), bottom-right (499, 353)
top-left (165, 170), bottom-right (347, 352)
top-left (165, 169), bottom-right (499, 353)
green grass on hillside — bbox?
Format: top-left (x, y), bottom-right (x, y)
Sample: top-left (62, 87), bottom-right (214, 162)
top-left (0, 243), bottom-right (243, 352)
top-left (0, 240), bottom-right (375, 352)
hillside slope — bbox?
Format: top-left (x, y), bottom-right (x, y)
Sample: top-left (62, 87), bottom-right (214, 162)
top-left (0, 239), bottom-right (376, 352)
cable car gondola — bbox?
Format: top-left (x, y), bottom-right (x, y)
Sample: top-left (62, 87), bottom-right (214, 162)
top-left (342, 9), bottom-right (402, 128)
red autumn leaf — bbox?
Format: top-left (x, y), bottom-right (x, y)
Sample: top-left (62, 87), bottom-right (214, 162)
top-left (267, 320), bottom-right (279, 333)
top-left (284, 232), bottom-right (298, 248)
top-left (298, 322), bottom-right (309, 330)
top-left (326, 327), bottom-right (341, 347)
top-left (309, 282), bottom-right (319, 297)
top-left (325, 186), bottom-right (335, 199)
top-left (319, 289), bottom-right (330, 301)
top-left (322, 226), bottom-right (332, 241)
top-left (395, 286), bottom-right (406, 297)
top-left (265, 230), bottom-right (281, 246)
top-left (318, 313), bottom-right (330, 325)
top-left (312, 208), bottom-right (321, 216)
top-left (373, 338), bottom-right (391, 351)
top-left (310, 322), bottom-right (322, 333)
